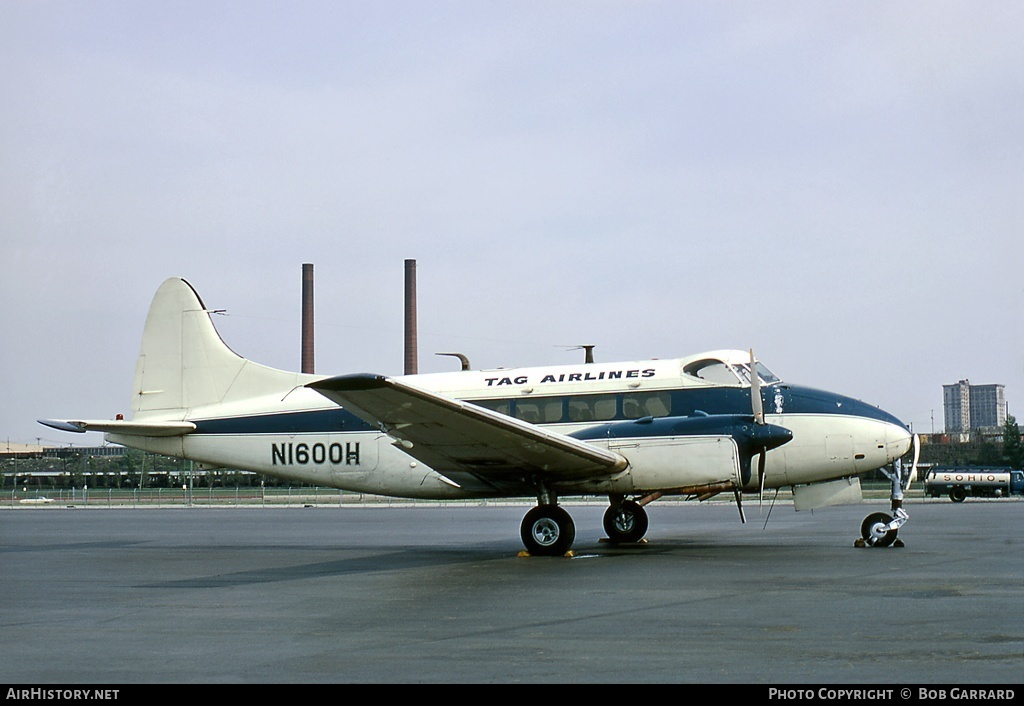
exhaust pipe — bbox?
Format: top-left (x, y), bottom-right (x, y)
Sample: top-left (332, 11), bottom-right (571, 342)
top-left (404, 259), bottom-right (417, 375)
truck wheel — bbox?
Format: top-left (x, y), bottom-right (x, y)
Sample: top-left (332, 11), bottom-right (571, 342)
top-left (949, 486), bottom-right (967, 503)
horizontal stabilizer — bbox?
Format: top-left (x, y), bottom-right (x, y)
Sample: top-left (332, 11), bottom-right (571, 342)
top-left (38, 419), bottom-right (196, 437)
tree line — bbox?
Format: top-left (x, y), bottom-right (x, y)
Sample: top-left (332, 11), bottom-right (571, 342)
top-left (920, 416), bottom-right (1023, 469)
top-left (3, 448), bottom-right (287, 490)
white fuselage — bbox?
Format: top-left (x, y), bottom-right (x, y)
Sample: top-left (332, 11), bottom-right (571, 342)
top-left (108, 352), bottom-right (913, 500)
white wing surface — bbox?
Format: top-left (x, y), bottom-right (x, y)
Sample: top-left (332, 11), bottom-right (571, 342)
top-left (307, 374), bottom-right (627, 481)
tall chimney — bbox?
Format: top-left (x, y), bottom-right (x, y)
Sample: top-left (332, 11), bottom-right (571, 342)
top-left (404, 259), bottom-right (418, 375)
top-left (301, 263), bottom-right (315, 374)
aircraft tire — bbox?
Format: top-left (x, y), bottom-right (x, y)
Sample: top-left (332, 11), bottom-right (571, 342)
top-left (521, 505), bottom-right (575, 556)
top-left (603, 500), bottom-right (649, 544)
top-left (860, 512), bottom-right (897, 548)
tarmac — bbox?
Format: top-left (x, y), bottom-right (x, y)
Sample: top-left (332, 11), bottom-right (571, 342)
top-left (0, 497), bottom-right (1021, 685)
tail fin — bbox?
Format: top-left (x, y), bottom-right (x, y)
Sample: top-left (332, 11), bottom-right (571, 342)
top-left (132, 278), bottom-right (308, 419)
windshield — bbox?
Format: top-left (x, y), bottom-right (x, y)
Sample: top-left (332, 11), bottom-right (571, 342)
top-left (684, 360), bottom-right (744, 385)
top-left (733, 362), bottom-right (781, 385)
top-left (684, 357), bottom-right (781, 386)
top-left (753, 361), bottom-right (780, 384)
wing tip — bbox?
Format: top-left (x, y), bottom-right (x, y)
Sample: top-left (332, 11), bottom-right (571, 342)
top-left (38, 419), bottom-right (87, 433)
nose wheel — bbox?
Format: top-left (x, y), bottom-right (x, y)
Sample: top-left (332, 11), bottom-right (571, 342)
top-left (859, 511), bottom-right (900, 547)
top-left (857, 504), bottom-right (908, 548)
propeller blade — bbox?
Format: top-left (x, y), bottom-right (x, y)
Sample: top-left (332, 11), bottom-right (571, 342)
top-left (905, 433), bottom-right (920, 491)
top-left (750, 349), bottom-right (765, 425)
top-left (758, 448), bottom-right (767, 508)
top-left (733, 487), bottom-right (746, 524)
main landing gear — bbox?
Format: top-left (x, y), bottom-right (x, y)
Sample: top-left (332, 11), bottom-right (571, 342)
top-left (602, 497), bottom-right (649, 544)
top-left (519, 493), bottom-right (651, 556)
top-left (520, 504), bottom-right (575, 556)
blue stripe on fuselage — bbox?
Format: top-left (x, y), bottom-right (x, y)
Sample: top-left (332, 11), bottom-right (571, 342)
top-left (190, 409), bottom-right (374, 435)
top-left (640, 384), bottom-right (905, 427)
top-left (184, 384), bottom-right (907, 435)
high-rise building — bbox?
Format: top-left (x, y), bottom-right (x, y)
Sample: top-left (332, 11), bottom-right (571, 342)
top-left (943, 380), bottom-right (971, 433)
top-left (943, 380), bottom-right (1006, 432)
top-left (969, 384), bottom-right (1006, 429)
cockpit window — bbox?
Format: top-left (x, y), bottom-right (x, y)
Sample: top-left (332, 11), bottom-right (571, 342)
top-left (683, 358), bottom-right (781, 386)
top-left (753, 362), bottom-right (780, 384)
top-left (683, 360), bottom-right (745, 385)
top-left (733, 362), bottom-right (781, 385)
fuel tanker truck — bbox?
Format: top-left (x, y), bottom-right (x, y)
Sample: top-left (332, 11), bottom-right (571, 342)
top-left (924, 466), bottom-right (1024, 502)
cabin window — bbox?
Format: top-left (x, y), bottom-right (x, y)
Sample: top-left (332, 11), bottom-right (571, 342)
top-left (568, 395), bottom-right (617, 422)
top-left (473, 391), bottom-right (672, 424)
top-left (474, 399), bottom-right (511, 416)
top-left (622, 391), bottom-right (671, 418)
top-left (515, 399), bottom-right (563, 423)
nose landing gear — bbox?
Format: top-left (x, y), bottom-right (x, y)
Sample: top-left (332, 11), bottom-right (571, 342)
top-left (856, 436), bottom-right (917, 548)
top-left (859, 510), bottom-right (905, 548)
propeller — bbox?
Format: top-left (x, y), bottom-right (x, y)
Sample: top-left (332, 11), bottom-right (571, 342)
top-left (905, 433), bottom-right (920, 491)
top-left (750, 349), bottom-right (764, 426)
top-left (750, 349), bottom-right (768, 501)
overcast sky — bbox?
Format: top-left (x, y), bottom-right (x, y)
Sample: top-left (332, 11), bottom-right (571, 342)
top-left (2, 1), bottom-right (1021, 447)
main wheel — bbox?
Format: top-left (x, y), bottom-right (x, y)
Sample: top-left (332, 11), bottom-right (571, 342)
top-left (949, 486), bottom-right (967, 503)
top-left (603, 500), bottom-right (649, 544)
top-left (860, 512), bottom-right (898, 548)
top-left (521, 505), bottom-right (575, 556)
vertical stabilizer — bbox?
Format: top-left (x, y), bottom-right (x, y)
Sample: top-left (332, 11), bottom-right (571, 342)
top-left (132, 278), bottom-right (307, 418)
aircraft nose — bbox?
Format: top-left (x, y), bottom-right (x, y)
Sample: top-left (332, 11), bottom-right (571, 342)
top-left (886, 419), bottom-right (913, 462)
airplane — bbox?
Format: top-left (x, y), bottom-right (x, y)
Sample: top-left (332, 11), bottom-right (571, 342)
top-left (40, 277), bottom-right (919, 556)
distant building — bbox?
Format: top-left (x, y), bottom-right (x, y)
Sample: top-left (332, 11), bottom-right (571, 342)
top-left (943, 380), bottom-right (1006, 433)
top-left (943, 380), bottom-right (971, 432)
top-left (1, 443), bottom-right (124, 459)
top-left (1, 441), bottom-right (45, 459)
top-left (970, 384), bottom-right (1007, 429)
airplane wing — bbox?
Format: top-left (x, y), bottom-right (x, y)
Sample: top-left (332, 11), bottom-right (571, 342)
top-left (306, 374), bottom-right (628, 482)
top-left (38, 419), bottom-right (196, 437)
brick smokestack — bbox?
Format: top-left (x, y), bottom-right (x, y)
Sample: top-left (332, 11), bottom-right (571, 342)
top-left (404, 259), bottom-right (417, 375)
top-left (301, 263), bottom-right (314, 374)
